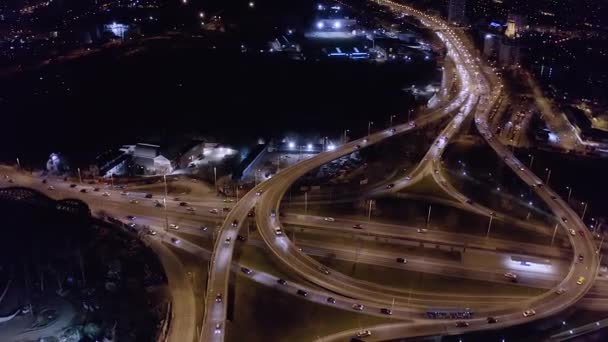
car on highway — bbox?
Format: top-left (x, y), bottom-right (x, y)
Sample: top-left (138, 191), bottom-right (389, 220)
top-left (187, 207), bottom-right (196, 212)
top-left (326, 297), bottom-right (336, 304)
top-left (102, 192), bottom-right (110, 197)
top-left (386, 183), bottom-right (394, 189)
top-left (170, 238), bottom-right (180, 245)
top-left (319, 267), bottom-right (330, 275)
top-left (504, 272), bottom-right (518, 281)
top-left (352, 303), bottom-right (364, 311)
top-left (277, 279), bottom-right (287, 286)
top-left (121, 191), bottom-right (129, 196)
top-left (232, 219), bottom-right (238, 227)
top-left (224, 237), bottom-right (232, 245)
top-left (237, 235), bottom-right (247, 241)
top-left (356, 330), bottom-right (371, 338)
top-left (523, 309), bottom-right (536, 317)
top-left (297, 289), bottom-right (308, 297)
top-left (169, 224), bottom-right (179, 230)
top-left (241, 267), bottom-right (252, 275)
top-left (173, 197), bottom-right (180, 201)
top-left (487, 317), bottom-right (498, 324)
top-left (550, 195), bottom-right (557, 200)
top-left (209, 208), bottom-right (219, 214)
top-left (179, 202), bottom-right (188, 207)
top-left (380, 308), bottom-right (393, 315)
top-left (214, 323), bottom-right (221, 334)
top-left (417, 228), bottom-right (427, 233)
top-left (578, 254), bottom-right (584, 261)
top-left (556, 288), bottom-right (566, 295)
top-left (355, 145), bottom-right (361, 149)
top-left (80, 188), bottom-right (87, 193)
top-left (223, 198), bottom-right (234, 203)
top-left (455, 321), bottom-right (469, 328)
top-left (562, 217), bottom-right (568, 223)
top-left (577, 276), bottom-right (586, 285)
top-left (215, 293), bottom-right (222, 303)
top-left (270, 209), bottom-right (276, 217)
top-left (93, 187), bottom-right (100, 192)
top-left (405, 176), bottom-right (412, 181)
top-left (130, 199), bottom-right (139, 204)
top-left (396, 257), bottom-right (407, 264)
top-left (70, 184), bottom-right (77, 188)
top-left (274, 228), bottom-right (283, 236)
top-left (155, 201), bottom-right (163, 207)
top-left (324, 217), bottom-right (335, 222)
top-left (255, 190), bottom-right (264, 196)
top-left (569, 229), bottom-right (576, 236)
top-left (353, 224), bottom-right (362, 229)
top-left (222, 207), bottom-right (230, 212)
top-left (145, 193), bottom-right (153, 198)
top-left (48, 186), bottom-right (55, 190)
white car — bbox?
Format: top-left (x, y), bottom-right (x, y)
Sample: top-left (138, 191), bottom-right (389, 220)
top-left (214, 323), bottom-right (222, 334)
top-left (255, 190), bottom-right (263, 196)
top-left (352, 303), bottom-right (364, 311)
top-left (324, 217), bottom-right (335, 222)
top-left (130, 199), bottom-right (139, 204)
top-left (556, 288), bottom-right (566, 295)
top-left (209, 208), bottom-right (219, 214)
top-left (417, 228), bottom-right (427, 233)
top-left (102, 192), bottom-right (110, 197)
top-left (48, 186), bottom-right (55, 190)
top-left (522, 309), bottom-right (536, 317)
top-left (569, 229), bottom-right (576, 236)
top-left (274, 228), bottom-right (283, 236)
top-left (169, 224), bottom-right (179, 230)
top-left (356, 330), bottom-right (371, 338)
top-left (504, 272), bottom-right (518, 280)
top-left (187, 207), bottom-right (196, 212)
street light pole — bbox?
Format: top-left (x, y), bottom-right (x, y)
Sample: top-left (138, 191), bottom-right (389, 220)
top-left (486, 214), bottom-right (494, 238)
top-left (16, 158), bottom-right (21, 169)
top-left (566, 186), bottom-right (573, 202)
top-left (598, 234), bottom-right (606, 254)
top-left (304, 192), bottom-right (308, 214)
top-left (368, 200), bottom-right (373, 221)
top-left (582, 202), bottom-right (589, 221)
top-left (426, 205), bottom-right (432, 229)
top-left (77, 168), bottom-right (82, 184)
top-left (528, 154), bottom-right (534, 169)
top-left (389, 114), bottom-right (395, 127)
top-left (368, 121), bottom-right (374, 137)
top-left (213, 166), bottom-right (217, 192)
top-left (110, 173), bottom-right (114, 188)
top-left (163, 174), bottom-right (169, 232)
top-left (545, 168), bottom-right (552, 184)
top-left (551, 223), bottom-right (559, 246)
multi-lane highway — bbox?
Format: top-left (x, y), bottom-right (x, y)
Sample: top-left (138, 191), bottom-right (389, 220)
top-left (0, 1), bottom-right (602, 341)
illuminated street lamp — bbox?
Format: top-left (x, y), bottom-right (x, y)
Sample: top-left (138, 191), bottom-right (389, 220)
top-left (566, 186), bottom-right (573, 202)
top-left (248, 1), bottom-right (255, 8)
top-left (368, 121), bottom-right (374, 137)
top-left (581, 202), bottom-right (588, 221)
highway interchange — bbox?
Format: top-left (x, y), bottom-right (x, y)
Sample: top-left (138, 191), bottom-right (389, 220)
top-left (0, 0), bottom-right (605, 341)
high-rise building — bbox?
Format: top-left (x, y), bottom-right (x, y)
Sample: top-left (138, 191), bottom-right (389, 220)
top-left (448, 0), bottom-right (466, 26)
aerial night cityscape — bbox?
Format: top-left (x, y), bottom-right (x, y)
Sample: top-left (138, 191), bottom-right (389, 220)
top-left (1, 0), bottom-right (608, 341)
